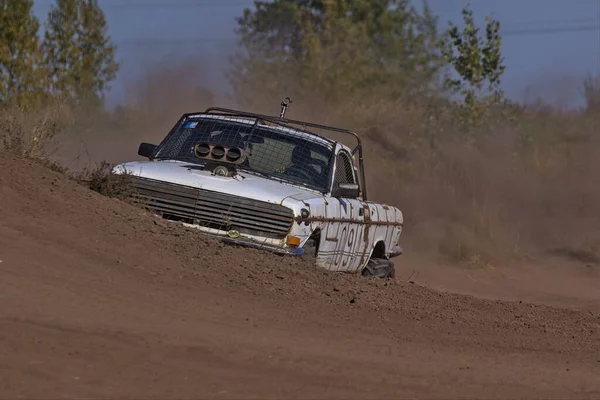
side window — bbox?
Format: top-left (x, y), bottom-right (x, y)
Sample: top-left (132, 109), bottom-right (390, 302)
top-left (333, 151), bottom-right (356, 186)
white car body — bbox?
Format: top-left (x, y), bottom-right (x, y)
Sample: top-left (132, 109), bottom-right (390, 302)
top-left (112, 106), bottom-right (403, 275)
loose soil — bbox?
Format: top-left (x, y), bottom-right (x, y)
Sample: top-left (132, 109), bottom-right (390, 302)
top-left (1, 154), bottom-right (599, 399)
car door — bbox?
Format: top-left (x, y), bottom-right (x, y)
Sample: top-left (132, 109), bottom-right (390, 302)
top-left (317, 148), bottom-right (371, 273)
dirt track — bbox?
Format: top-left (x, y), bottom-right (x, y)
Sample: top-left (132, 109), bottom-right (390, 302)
top-left (1, 154), bottom-right (600, 399)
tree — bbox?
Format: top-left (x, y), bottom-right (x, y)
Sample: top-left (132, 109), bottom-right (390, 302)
top-left (0, 0), bottom-right (46, 108)
top-left (439, 5), bottom-right (506, 127)
top-left (42, 0), bottom-right (118, 107)
top-left (230, 0), bottom-right (445, 106)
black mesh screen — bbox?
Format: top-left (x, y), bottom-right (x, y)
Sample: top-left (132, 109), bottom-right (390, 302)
top-left (333, 151), bottom-right (356, 185)
top-left (155, 116), bottom-right (334, 191)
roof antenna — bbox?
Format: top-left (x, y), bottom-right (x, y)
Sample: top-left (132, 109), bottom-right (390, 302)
top-left (279, 97), bottom-right (292, 118)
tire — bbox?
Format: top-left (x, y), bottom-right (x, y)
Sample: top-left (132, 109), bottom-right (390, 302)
top-left (299, 238), bottom-right (318, 262)
top-left (362, 258), bottom-right (395, 279)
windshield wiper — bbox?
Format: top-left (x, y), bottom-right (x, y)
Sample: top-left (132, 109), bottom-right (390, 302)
top-left (237, 167), bottom-right (271, 180)
top-left (155, 155), bottom-right (203, 163)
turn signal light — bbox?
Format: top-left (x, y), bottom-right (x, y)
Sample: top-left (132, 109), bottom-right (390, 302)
top-left (287, 236), bottom-right (301, 246)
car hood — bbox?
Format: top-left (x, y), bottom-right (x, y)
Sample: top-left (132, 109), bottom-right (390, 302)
top-left (113, 160), bottom-right (324, 205)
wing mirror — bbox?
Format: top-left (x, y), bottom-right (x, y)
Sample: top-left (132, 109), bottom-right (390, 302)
top-left (138, 142), bottom-right (157, 159)
top-left (332, 182), bottom-right (360, 198)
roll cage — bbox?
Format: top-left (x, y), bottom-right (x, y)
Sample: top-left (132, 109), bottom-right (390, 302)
top-left (151, 100), bottom-right (369, 200)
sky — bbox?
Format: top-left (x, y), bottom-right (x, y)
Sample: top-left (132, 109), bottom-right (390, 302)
top-left (31, 0), bottom-right (600, 108)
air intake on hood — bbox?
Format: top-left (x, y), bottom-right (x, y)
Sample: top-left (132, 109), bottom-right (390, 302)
top-left (129, 177), bottom-right (294, 238)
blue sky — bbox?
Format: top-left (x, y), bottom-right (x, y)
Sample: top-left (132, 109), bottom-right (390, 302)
top-left (31, 0), bottom-right (600, 108)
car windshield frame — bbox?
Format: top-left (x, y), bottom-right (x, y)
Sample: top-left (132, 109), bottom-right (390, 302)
top-left (152, 115), bottom-right (337, 193)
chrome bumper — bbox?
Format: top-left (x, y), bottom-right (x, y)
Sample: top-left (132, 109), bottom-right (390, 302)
top-left (221, 236), bottom-right (304, 256)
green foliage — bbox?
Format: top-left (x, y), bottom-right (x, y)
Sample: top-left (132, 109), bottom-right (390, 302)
top-left (0, 0), bottom-right (47, 109)
top-left (42, 0), bottom-right (119, 108)
top-left (439, 5), bottom-right (506, 129)
top-left (231, 0), bottom-right (445, 105)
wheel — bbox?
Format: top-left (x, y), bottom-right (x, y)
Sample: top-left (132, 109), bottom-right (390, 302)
top-left (299, 238), bottom-right (318, 262)
top-left (362, 258), bottom-right (395, 279)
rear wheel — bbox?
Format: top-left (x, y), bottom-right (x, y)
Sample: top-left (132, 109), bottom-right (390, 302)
top-left (362, 258), bottom-right (395, 279)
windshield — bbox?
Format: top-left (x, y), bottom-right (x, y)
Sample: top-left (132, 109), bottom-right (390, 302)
top-left (154, 116), bottom-right (334, 192)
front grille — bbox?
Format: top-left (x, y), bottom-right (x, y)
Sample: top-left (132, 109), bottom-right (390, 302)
top-left (130, 177), bottom-right (294, 238)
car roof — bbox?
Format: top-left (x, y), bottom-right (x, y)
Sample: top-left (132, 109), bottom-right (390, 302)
top-left (186, 113), bottom-right (338, 149)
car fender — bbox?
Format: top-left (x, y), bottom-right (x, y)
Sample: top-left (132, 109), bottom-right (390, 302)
top-left (282, 194), bottom-right (403, 273)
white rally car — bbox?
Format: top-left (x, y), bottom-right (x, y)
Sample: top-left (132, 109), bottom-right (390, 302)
top-left (112, 99), bottom-right (403, 278)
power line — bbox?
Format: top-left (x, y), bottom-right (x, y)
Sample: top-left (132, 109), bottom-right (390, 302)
top-left (35, 0), bottom-right (251, 7)
top-left (110, 1), bottom-right (249, 8)
top-left (116, 38), bottom-right (237, 46)
top-left (503, 24), bottom-right (600, 35)
top-left (113, 24), bottom-right (600, 47)
top-left (32, 0), bottom-right (600, 37)
top-left (502, 17), bottom-right (599, 29)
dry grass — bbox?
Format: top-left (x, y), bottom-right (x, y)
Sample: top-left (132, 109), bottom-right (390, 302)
top-left (235, 89), bottom-right (600, 267)
top-left (4, 59), bottom-right (600, 269)
top-left (0, 101), bottom-right (74, 160)
top-left (0, 103), bottom-right (136, 201)
top-left (72, 161), bottom-right (136, 201)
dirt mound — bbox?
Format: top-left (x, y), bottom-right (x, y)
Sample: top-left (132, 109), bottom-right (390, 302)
top-left (1, 154), bottom-right (600, 399)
